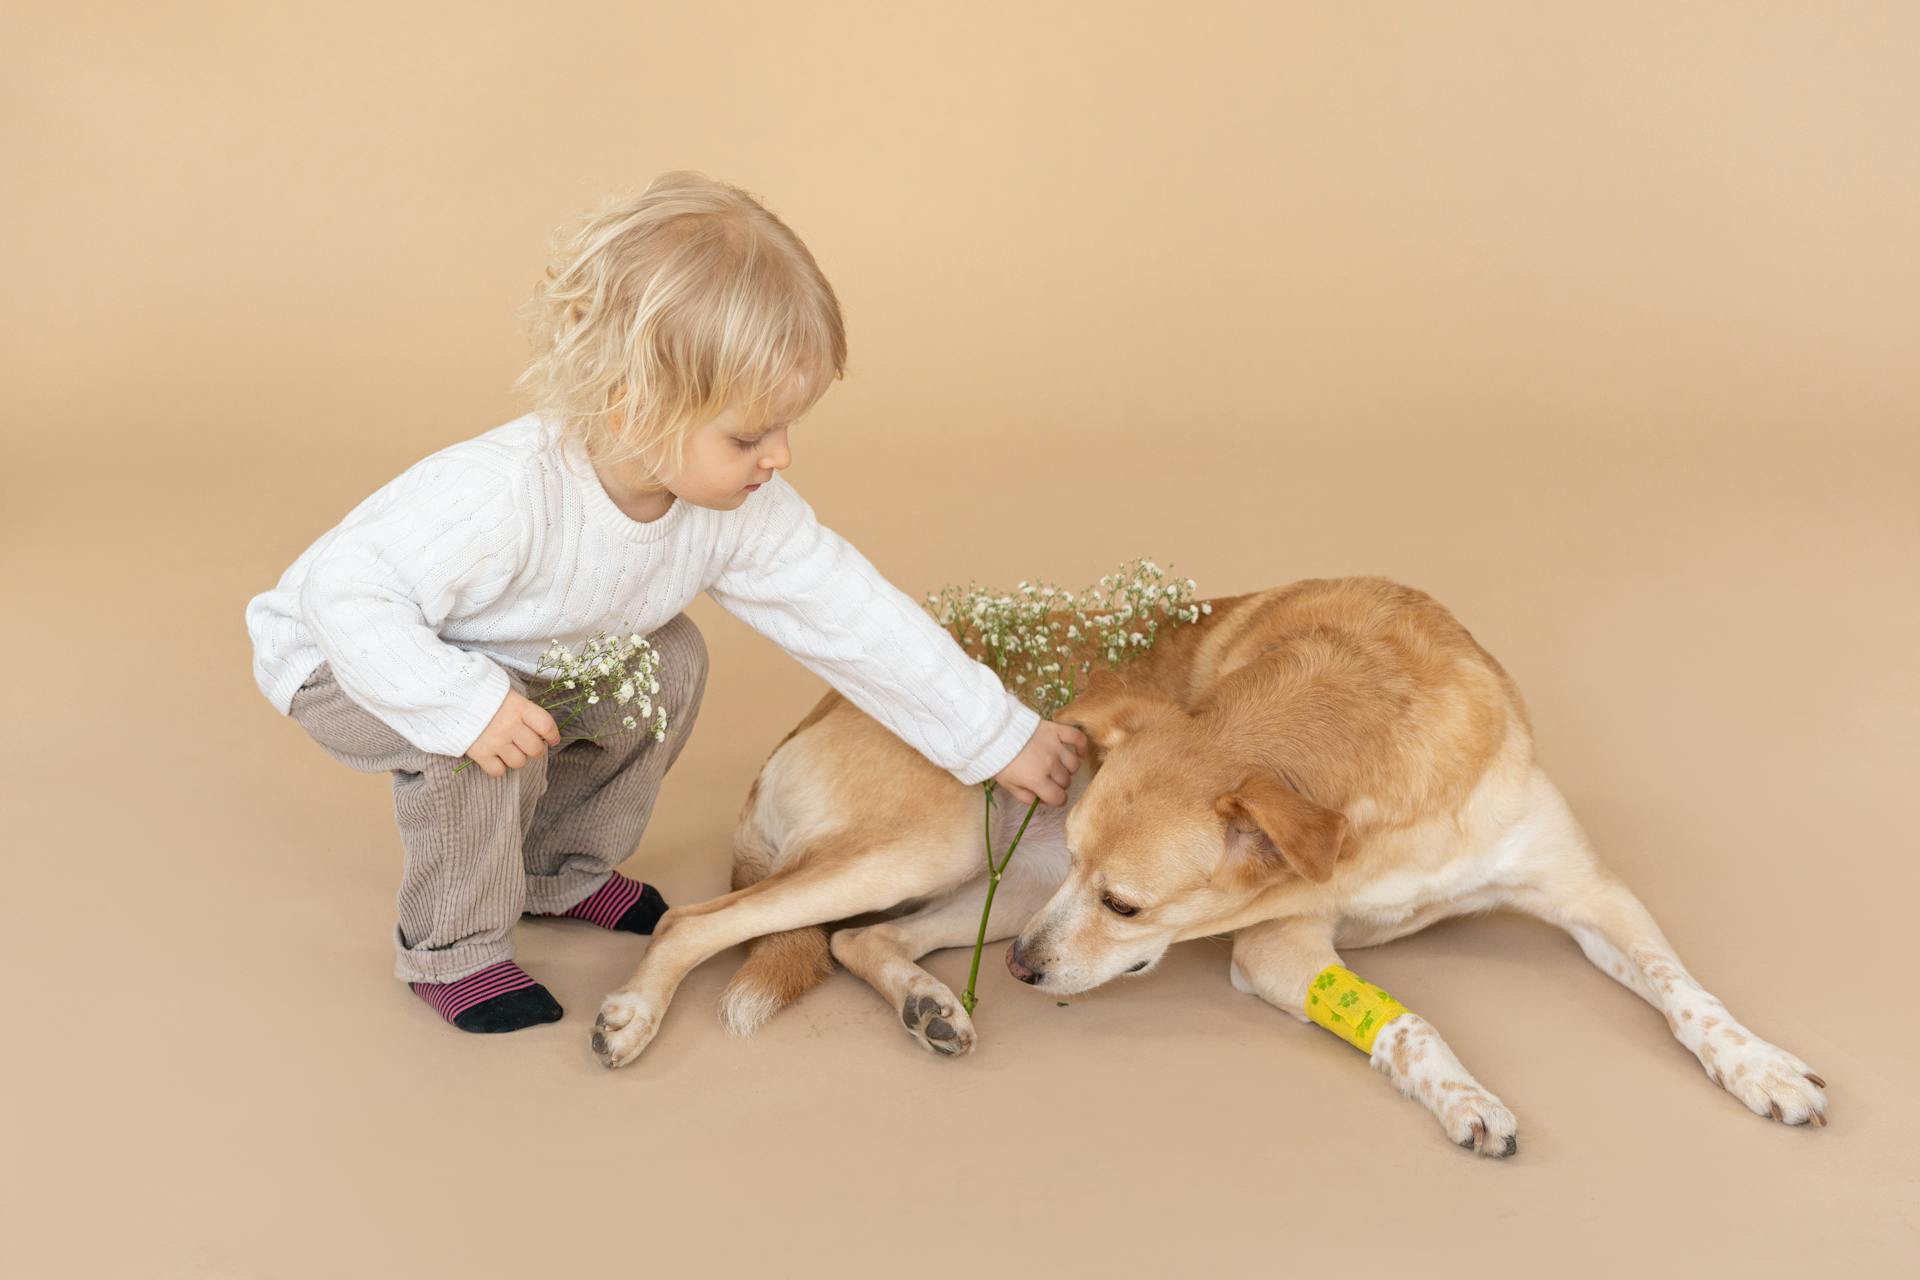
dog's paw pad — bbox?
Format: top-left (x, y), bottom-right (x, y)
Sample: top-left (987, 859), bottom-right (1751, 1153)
top-left (898, 984), bottom-right (973, 1057)
top-left (900, 993), bottom-right (943, 1030)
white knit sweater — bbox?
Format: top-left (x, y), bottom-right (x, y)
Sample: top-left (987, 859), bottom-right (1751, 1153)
top-left (245, 414), bottom-right (1038, 784)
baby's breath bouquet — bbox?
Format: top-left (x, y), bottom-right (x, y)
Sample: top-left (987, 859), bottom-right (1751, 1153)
top-left (451, 630), bottom-right (670, 775)
top-left (926, 559), bottom-right (1210, 1013)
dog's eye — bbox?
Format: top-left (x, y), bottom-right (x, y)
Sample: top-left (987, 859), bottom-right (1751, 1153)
top-left (1101, 893), bottom-right (1139, 917)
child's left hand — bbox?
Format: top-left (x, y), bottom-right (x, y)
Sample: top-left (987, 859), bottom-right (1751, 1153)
top-left (993, 720), bottom-right (1089, 807)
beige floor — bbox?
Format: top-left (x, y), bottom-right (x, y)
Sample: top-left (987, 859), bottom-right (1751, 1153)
top-left (7, 4), bottom-right (1919, 1277)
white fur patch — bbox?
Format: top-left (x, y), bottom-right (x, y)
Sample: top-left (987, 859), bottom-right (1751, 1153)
top-left (716, 980), bottom-right (781, 1039)
top-left (1368, 1015), bottom-right (1519, 1156)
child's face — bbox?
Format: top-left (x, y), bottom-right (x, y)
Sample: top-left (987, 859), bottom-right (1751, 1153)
top-left (654, 382), bottom-right (808, 510)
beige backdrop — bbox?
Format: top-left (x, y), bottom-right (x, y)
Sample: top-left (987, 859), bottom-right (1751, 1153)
top-left (5, 3), bottom-right (1917, 1276)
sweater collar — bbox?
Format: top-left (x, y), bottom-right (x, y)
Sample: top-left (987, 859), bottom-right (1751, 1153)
top-left (557, 430), bottom-right (690, 544)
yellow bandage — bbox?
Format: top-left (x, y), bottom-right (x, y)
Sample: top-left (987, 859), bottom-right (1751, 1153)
top-left (1305, 965), bottom-right (1411, 1054)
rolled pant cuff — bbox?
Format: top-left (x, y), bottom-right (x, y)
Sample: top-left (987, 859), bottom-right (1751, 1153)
top-left (392, 938), bottom-right (517, 985)
top-left (522, 869), bottom-right (616, 917)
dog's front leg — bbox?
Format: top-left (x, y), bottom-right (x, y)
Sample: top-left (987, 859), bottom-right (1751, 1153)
top-left (832, 865), bottom-right (1060, 1058)
top-left (1512, 870), bottom-right (1828, 1126)
top-left (1230, 918), bottom-right (1519, 1157)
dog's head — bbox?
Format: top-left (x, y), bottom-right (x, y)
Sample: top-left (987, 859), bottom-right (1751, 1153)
top-left (1006, 677), bottom-right (1347, 994)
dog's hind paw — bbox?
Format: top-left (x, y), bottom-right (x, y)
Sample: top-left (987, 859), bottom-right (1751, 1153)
top-left (592, 991), bottom-right (660, 1069)
top-left (899, 984), bottom-right (975, 1058)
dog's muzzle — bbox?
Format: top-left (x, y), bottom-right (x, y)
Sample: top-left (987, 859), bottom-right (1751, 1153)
top-left (1005, 939), bottom-right (1041, 984)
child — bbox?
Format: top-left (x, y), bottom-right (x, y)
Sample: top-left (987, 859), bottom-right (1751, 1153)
top-left (246, 172), bottom-right (1088, 1033)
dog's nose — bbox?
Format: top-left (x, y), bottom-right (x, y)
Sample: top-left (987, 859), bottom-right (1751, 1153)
top-left (1005, 940), bottom-right (1041, 984)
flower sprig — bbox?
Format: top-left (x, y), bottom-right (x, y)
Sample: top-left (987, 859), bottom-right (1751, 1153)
top-left (452, 630), bottom-right (669, 774)
top-left (927, 558), bottom-right (1211, 720)
top-left (926, 559), bottom-right (1210, 1015)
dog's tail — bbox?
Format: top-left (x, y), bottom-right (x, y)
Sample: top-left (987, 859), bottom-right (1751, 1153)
top-left (718, 925), bottom-right (835, 1038)
top-left (717, 821), bottom-right (836, 1038)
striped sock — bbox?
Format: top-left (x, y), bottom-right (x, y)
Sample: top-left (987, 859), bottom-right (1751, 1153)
top-left (409, 960), bottom-right (563, 1033)
top-left (556, 872), bottom-right (668, 935)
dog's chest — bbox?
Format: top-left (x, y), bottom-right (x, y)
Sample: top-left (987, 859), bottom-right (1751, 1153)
top-left (1328, 799), bottom-right (1549, 936)
top-left (1337, 858), bottom-right (1501, 924)
top-left (1334, 827), bottom-right (1526, 926)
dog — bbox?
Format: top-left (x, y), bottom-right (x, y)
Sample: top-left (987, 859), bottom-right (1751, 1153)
top-left (591, 577), bottom-right (1827, 1155)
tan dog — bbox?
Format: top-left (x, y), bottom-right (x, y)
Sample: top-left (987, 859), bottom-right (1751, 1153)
top-left (592, 578), bottom-right (1827, 1154)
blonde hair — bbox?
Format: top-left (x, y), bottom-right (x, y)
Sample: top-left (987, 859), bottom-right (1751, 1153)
top-left (516, 171), bottom-right (847, 472)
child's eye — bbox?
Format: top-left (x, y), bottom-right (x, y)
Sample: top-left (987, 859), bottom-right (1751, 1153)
top-left (733, 437), bottom-right (763, 451)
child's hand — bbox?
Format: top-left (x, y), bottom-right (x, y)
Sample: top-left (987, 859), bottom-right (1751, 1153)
top-left (462, 689), bottom-right (564, 778)
top-left (992, 720), bottom-right (1089, 807)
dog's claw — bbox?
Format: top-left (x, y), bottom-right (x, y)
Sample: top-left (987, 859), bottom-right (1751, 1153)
top-left (1805, 1072), bottom-right (1826, 1088)
top-left (1810, 1110), bottom-right (1827, 1127)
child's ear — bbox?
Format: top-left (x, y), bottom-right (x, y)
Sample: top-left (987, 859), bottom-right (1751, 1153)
top-left (1059, 673), bottom-right (1185, 760)
top-left (1215, 773), bottom-right (1349, 884)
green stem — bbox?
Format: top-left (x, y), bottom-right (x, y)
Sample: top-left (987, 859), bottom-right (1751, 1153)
top-left (959, 783), bottom-right (1041, 1015)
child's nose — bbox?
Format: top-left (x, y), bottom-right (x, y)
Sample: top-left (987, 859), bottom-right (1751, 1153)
top-left (762, 443), bottom-right (791, 471)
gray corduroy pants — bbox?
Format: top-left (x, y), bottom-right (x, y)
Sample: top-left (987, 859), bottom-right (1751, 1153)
top-left (286, 613), bottom-right (708, 983)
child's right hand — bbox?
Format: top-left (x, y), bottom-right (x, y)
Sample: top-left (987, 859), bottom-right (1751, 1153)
top-left (463, 689), bottom-right (563, 777)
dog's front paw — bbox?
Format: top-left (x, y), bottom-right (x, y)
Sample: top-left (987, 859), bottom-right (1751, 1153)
top-left (1370, 1015), bottom-right (1519, 1157)
top-left (899, 983), bottom-right (975, 1058)
top-left (1439, 1087), bottom-right (1520, 1158)
top-left (1699, 1027), bottom-right (1828, 1127)
top-left (592, 991), bottom-right (660, 1069)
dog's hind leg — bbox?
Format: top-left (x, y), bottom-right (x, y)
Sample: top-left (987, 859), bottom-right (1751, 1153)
top-left (831, 865), bottom-right (1060, 1058)
top-left (1501, 770), bottom-right (1829, 1127)
top-left (1230, 916), bottom-right (1521, 1157)
top-left (593, 835), bottom-right (968, 1069)
top-left (715, 826), bottom-right (835, 1039)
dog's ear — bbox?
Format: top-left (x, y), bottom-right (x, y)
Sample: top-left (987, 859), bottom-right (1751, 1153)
top-left (1059, 674), bottom-right (1184, 759)
top-left (1214, 773), bottom-right (1348, 884)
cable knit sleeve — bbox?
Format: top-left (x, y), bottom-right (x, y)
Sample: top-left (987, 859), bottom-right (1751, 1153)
top-left (297, 456), bottom-right (532, 757)
top-left (706, 475), bottom-right (1040, 785)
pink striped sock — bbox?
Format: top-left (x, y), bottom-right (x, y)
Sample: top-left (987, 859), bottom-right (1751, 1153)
top-left (556, 872), bottom-right (667, 934)
top-left (409, 960), bottom-right (562, 1033)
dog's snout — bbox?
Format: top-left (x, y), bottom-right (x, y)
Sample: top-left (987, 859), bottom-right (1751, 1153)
top-left (1006, 939), bottom-right (1042, 984)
